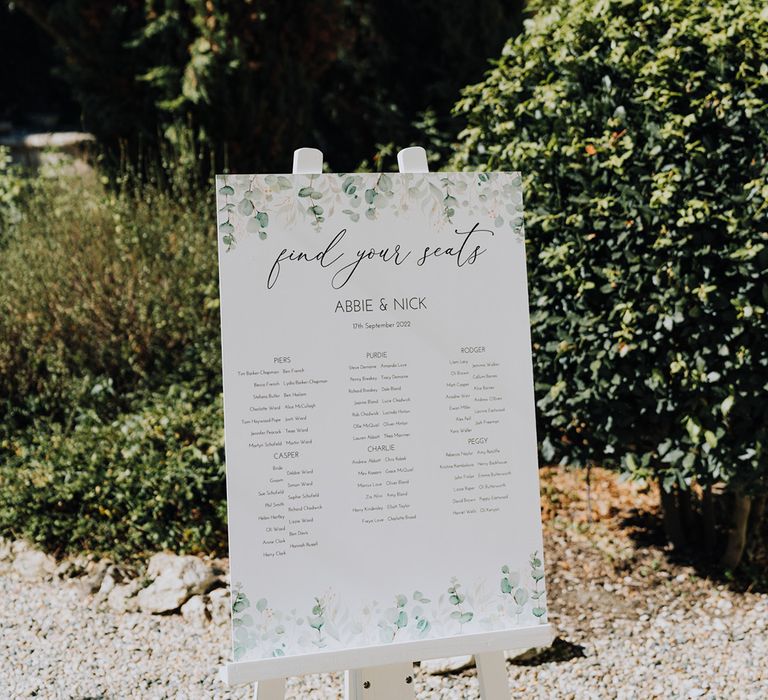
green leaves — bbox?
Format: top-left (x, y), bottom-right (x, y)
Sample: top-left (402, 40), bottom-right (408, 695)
top-left (451, 0), bottom-right (768, 499)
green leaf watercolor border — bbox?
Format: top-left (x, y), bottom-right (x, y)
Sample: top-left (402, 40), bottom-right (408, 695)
top-left (216, 172), bottom-right (525, 252)
top-left (230, 551), bottom-right (546, 662)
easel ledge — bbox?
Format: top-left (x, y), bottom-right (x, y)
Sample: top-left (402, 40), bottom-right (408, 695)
top-left (220, 624), bottom-right (554, 684)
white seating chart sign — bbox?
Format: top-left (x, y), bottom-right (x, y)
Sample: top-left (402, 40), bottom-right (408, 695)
top-left (215, 171), bottom-right (551, 683)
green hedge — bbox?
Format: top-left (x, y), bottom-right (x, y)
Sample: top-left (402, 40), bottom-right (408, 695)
top-left (454, 0), bottom-right (768, 567)
top-left (0, 389), bottom-right (226, 557)
top-left (0, 158), bottom-right (227, 557)
top-left (0, 163), bottom-right (220, 427)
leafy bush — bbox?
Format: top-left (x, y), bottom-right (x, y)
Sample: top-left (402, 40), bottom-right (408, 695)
top-left (0, 163), bottom-right (220, 428)
top-left (0, 155), bottom-right (226, 558)
top-left (454, 0), bottom-right (768, 567)
top-left (0, 389), bottom-right (226, 558)
top-left (0, 146), bottom-right (25, 242)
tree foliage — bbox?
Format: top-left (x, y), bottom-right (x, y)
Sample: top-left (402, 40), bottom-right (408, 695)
top-left (454, 0), bottom-right (768, 566)
top-left (14, 0), bottom-right (522, 171)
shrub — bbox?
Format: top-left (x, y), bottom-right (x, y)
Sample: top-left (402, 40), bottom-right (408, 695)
top-left (0, 388), bottom-right (226, 558)
top-left (454, 0), bottom-right (768, 568)
top-left (0, 158), bottom-right (227, 558)
top-left (0, 146), bottom-right (25, 242)
top-left (0, 163), bottom-right (220, 428)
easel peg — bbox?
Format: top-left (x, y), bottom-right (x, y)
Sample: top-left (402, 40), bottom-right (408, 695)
top-left (397, 146), bottom-right (429, 173)
top-left (292, 147), bottom-right (324, 174)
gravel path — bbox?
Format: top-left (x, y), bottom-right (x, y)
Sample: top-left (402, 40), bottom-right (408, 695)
top-left (2, 469), bottom-right (767, 699)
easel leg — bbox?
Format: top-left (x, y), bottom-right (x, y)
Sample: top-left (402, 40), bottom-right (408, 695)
top-left (345, 662), bottom-right (416, 700)
top-left (254, 677), bottom-right (286, 699)
top-left (475, 651), bottom-right (509, 699)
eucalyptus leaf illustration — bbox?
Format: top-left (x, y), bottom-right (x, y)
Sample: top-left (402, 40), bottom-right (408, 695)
top-left (232, 590), bottom-right (250, 613)
top-left (308, 596), bottom-right (327, 646)
top-left (447, 580), bottom-right (473, 632)
top-left (227, 556), bottom-right (542, 660)
top-left (529, 551), bottom-right (547, 622)
top-left (238, 198), bottom-right (254, 216)
top-left (219, 171), bottom-right (524, 247)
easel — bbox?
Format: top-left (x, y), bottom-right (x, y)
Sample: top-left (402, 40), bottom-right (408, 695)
top-left (219, 146), bottom-right (554, 699)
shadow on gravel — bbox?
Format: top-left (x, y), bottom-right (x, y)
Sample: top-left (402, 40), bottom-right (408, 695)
top-left (620, 509), bottom-right (667, 548)
top-left (509, 637), bottom-right (586, 666)
top-left (620, 508), bottom-right (768, 595)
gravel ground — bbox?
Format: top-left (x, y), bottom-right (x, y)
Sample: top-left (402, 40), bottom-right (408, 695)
top-left (2, 468), bottom-right (767, 699)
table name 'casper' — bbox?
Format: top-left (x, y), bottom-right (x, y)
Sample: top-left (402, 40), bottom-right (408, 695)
top-left (267, 224), bottom-right (493, 289)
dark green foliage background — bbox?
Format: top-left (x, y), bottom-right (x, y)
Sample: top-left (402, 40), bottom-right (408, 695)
top-left (453, 0), bottom-right (768, 558)
top-left (11, 0), bottom-right (522, 172)
top-left (0, 0), bottom-right (524, 556)
top-left (3, 0), bottom-right (767, 567)
top-left (0, 4), bottom-right (77, 125)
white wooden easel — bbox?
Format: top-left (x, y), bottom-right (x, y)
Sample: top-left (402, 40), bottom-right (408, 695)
top-left (222, 146), bottom-right (552, 700)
